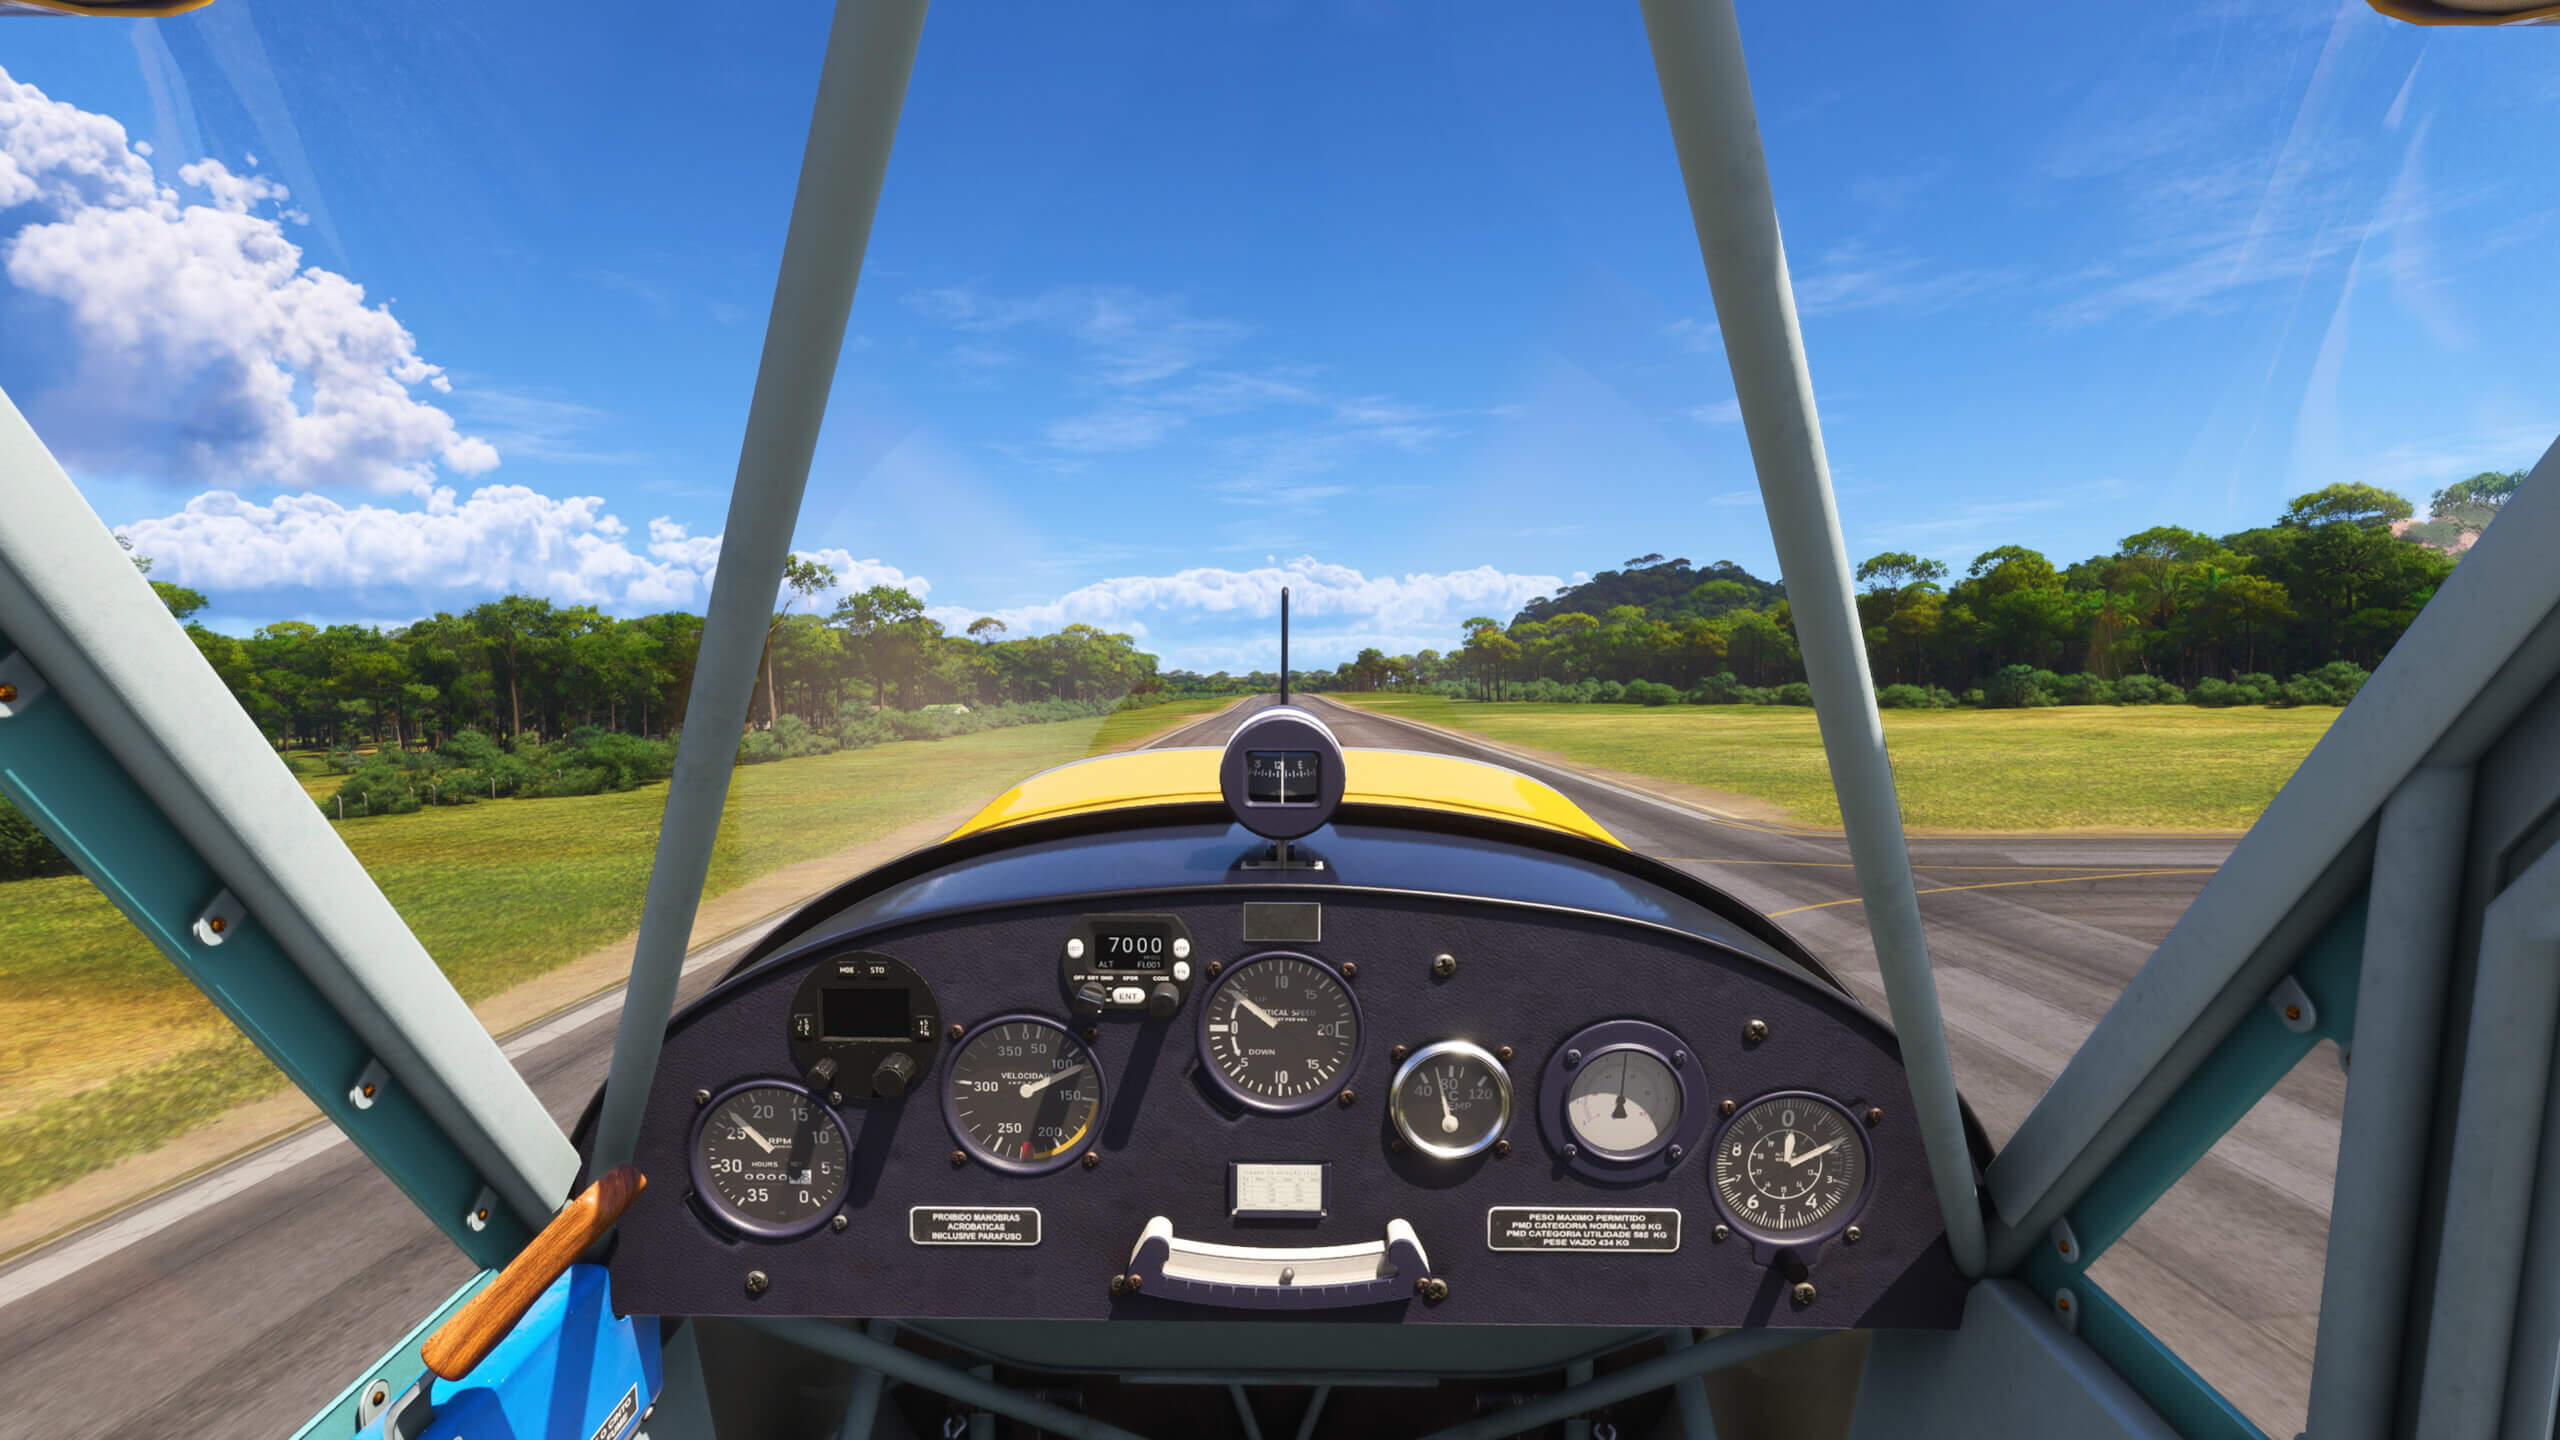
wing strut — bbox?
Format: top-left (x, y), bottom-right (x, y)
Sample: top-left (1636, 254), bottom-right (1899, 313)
top-left (591, 0), bottom-right (931, 1174)
top-left (1639, 0), bottom-right (1986, 1277)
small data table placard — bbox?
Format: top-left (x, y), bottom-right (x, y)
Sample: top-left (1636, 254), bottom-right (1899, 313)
top-left (1230, 1161), bottom-right (1327, 1219)
top-left (1486, 1206), bottom-right (1681, 1253)
top-left (909, 1206), bottom-right (1042, 1246)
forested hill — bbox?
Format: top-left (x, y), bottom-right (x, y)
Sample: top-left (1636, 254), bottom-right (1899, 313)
top-left (1512, 556), bottom-right (1783, 627)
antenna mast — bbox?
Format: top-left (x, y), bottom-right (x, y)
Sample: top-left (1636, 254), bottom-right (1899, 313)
top-left (1279, 586), bottom-right (1290, 704)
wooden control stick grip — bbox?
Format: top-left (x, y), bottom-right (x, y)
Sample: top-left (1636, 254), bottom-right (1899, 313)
top-left (422, 1166), bottom-right (646, 1382)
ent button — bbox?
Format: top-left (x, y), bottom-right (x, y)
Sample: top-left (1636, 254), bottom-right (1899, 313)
top-left (1111, 986), bottom-right (1147, 1006)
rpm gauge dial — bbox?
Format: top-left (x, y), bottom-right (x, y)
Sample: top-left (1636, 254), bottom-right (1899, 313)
top-left (688, 1081), bottom-right (850, 1239)
top-left (1197, 952), bottom-right (1361, 1113)
top-left (1711, 1091), bottom-right (1872, 1243)
top-left (943, 1015), bottom-right (1106, 1175)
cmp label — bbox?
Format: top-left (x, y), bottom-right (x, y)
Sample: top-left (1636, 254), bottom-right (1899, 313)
top-left (909, 1206), bottom-right (1042, 1246)
top-left (1486, 1207), bottom-right (1681, 1253)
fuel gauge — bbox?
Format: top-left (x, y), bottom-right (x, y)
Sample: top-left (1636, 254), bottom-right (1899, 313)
top-left (1390, 1040), bottom-right (1511, 1159)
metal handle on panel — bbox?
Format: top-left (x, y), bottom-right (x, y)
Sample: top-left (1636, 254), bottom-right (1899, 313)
top-left (1119, 1215), bottom-right (1430, 1310)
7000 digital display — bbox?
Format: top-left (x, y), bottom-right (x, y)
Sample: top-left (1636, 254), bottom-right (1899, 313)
top-left (1094, 923), bottom-right (1170, 971)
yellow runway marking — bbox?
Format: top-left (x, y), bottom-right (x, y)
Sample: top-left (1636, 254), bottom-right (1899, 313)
top-left (1764, 868), bottom-right (2220, 918)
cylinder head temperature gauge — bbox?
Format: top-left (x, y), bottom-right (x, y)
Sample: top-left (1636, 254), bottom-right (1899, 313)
top-left (1540, 1020), bottom-right (1712, 1184)
top-left (1390, 1040), bottom-right (1512, 1159)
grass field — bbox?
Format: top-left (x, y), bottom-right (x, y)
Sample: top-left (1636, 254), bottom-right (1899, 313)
top-left (0, 697), bottom-right (1231, 1213)
top-left (1331, 694), bottom-right (2338, 831)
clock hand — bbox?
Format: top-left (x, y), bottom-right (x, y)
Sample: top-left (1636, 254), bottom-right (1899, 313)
top-left (728, 1112), bottom-right (777, 1154)
top-left (1018, 1063), bottom-right (1088, 1099)
top-left (1233, 992), bottom-right (1282, 1028)
top-left (1781, 1131), bottom-right (1797, 1166)
top-left (1785, 1139), bottom-right (1839, 1167)
top-left (1612, 1054), bottom-right (1631, 1119)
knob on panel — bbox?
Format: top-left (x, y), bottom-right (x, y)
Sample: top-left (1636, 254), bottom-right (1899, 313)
top-left (1147, 982), bottom-right (1182, 1019)
top-left (871, 1052), bottom-right (918, 1098)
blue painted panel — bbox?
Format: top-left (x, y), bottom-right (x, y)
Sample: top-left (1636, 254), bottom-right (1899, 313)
top-left (353, 1266), bottom-right (661, 1440)
top-left (2003, 892), bottom-right (2369, 1437)
top-left (2070, 892), bottom-right (2367, 1263)
top-left (294, 1270), bottom-right (496, 1440)
top-left (2017, 1249), bottom-right (2267, 1440)
top-left (0, 631), bottom-right (531, 1268)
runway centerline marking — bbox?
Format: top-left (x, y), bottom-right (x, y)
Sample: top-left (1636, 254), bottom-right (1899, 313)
top-left (1764, 868), bottom-right (2221, 917)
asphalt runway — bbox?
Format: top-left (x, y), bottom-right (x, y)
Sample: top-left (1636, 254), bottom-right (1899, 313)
top-left (0, 693), bottom-right (2328, 1437)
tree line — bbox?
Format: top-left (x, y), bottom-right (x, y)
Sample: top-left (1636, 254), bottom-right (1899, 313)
top-left (153, 558), bottom-right (1159, 753)
top-left (1285, 473), bottom-right (2521, 708)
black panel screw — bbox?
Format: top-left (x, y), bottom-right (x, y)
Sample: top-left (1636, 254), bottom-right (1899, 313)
top-left (1494, 1139), bottom-right (1510, 1158)
top-left (1791, 1281), bottom-right (1817, 1308)
top-left (1844, 1226), bottom-right (1862, 1244)
top-left (1562, 1143), bottom-right (1579, 1160)
top-left (1720, 1099), bottom-right (1736, 1117)
top-left (1340, 962), bottom-right (1357, 980)
top-left (1667, 1145), bottom-right (1683, 1163)
top-left (1743, 1019), bottom-right (1769, 1044)
top-left (1431, 953), bottom-right (1457, 979)
top-left (1082, 1151), bottom-right (1101, 1170)
top-left (1110, 1273), bottom-right (1142, 1296)
top-left (828, 1091), bottom-right (843, 1106)
top-left (1672, 1050), bottom-right (1687, 1069)
top-left (694, 1089), bottom-right (711, 1106)
top-left (948, 1023), bottom-right (965, 1042)
top-left (1392, 1044), bottom-right (1410, 1062)
top-left (1564, 1049), bottom-right (1583, 1068)
top-left (1084, 1026), bottom-right (1100, 1041)
top-left (1711, 1224), bottom-right (1731, 1243)
top-left (1207, 960), bottom-right (1223, 977)
top-left (1416, 1276), bottom-right (1450, 1303)
top-left (1496, 1045), bottom-right (1513, 1062)
top-left (950, 1149), bottom-right (969, 1168)
top-left (744, 1270), bottom-right (769, 1297)
top-left (831, 1215), bottom-right (849, 1233)
top-left (1338, 1088), bottom-right (1358, 1108)
top-left (1866, 1106), bottom-right (1885, 1127)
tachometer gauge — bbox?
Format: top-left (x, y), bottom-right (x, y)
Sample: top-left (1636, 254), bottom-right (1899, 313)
top-left (1539, 1020), bottom-right (1710, 1183)
top-left (689, 1081), bottom-right (850, 1239)
top-left (943, 1015), bottom-right (1107, 1175)
top-left (1196, 952), bottom-right (1361, 1113)
top-left (1711, 1091), bottom-right (1871, 1243)
top-left (1390, 1040), bottom-right (1511, 1159)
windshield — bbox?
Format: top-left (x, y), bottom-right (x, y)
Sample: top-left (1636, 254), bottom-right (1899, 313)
top-left (0, 5), bottom-right (2549, 1437)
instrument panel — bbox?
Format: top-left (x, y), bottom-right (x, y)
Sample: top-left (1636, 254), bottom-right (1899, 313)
top-left (606, 878), bottom-right (1972, 1331)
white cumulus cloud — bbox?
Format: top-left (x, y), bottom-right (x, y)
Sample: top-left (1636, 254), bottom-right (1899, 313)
top-left (119, 485), bottom-right (928, 615)
top-left (928, 557), bottom-right (1568, 667)
top-left (0, 65), bottom-right (494, 496)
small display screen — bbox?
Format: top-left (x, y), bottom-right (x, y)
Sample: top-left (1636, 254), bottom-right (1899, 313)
top-left (1245, 749), bottom-right (1322, 806)
top-left (820, 986), bottom-right (911, 1042)
top-left (1242, 902), bottom-right (1322, 944)
top-left (1091, 920), bottom-right (1172, 971)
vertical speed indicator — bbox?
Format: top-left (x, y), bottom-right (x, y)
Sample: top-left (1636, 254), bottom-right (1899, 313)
top-left (1196, 952), bottom-right (1362, 1114)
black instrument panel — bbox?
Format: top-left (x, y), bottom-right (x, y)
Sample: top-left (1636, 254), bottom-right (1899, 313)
top-left (607, 884), bottom-right (1972, 1331)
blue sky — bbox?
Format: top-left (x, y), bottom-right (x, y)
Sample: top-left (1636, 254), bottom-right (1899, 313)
top-left (0, 2), bottom-right (2551, 672)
